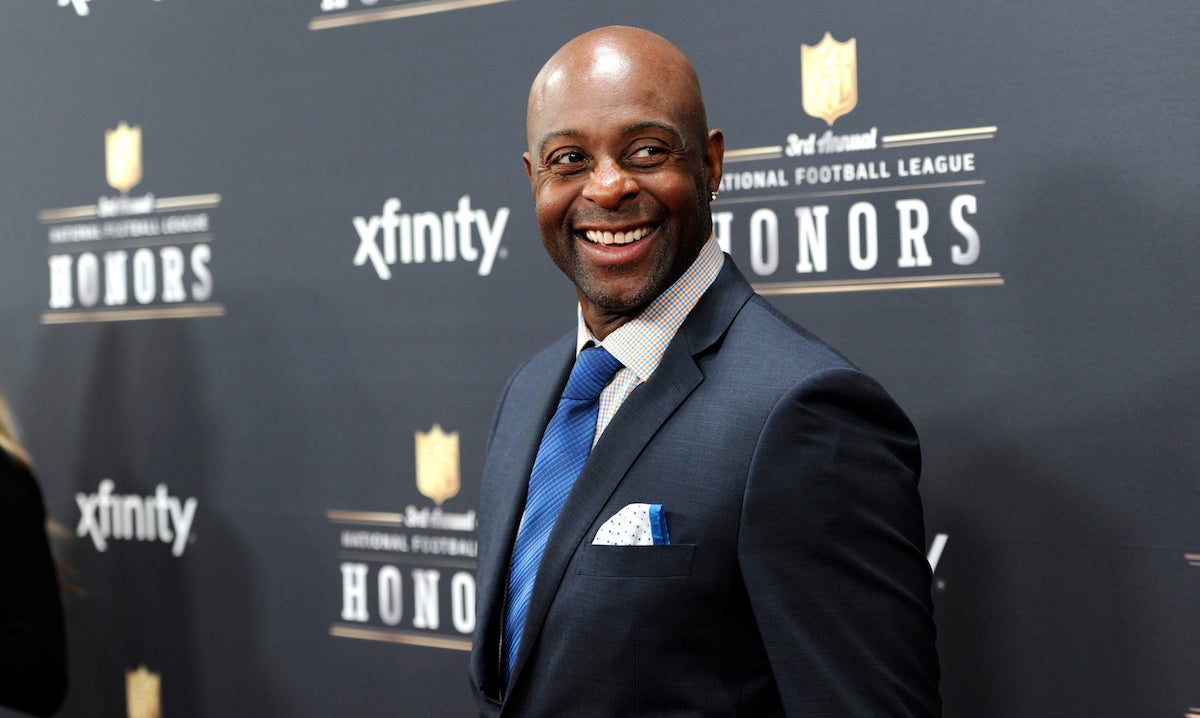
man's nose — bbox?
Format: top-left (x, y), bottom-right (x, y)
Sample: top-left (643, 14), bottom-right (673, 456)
top-left (581, 158), bottom-right (637, 208)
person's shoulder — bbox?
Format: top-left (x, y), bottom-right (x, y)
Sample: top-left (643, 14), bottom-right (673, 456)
top-left (724, 296), bottom-right (915, 436)
top-left (0, 448), bottom-right (36, 488)
top-left (697, 260), bottom-right (854, 371)
top-left (0, 450), bottom-right (47, 521)
top-left (728, 293), bottom-right (859, 374)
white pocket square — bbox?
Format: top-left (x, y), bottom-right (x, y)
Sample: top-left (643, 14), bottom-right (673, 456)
top-left (592, 503), bottom-right (670, 546)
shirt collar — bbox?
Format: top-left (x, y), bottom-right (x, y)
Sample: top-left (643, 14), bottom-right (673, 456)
top-left (576, 235), bottom-right (724, 382)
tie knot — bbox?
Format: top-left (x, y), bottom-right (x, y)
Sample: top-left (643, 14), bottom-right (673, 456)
top-left (561, 345), bottom-right (622, 401)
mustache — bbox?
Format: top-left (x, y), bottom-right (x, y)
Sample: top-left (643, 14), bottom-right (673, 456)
top-left (571, 213), bottom-right (659, 228)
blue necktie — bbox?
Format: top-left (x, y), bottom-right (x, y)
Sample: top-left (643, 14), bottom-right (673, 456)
top-left (502, 345), bottom-right (623, 685)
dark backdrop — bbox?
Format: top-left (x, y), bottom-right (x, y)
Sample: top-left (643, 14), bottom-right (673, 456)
top-left (1, 2), bottom-right (1196, 716)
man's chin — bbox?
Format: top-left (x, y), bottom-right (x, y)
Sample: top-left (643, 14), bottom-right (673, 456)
top-left (578, 283), bottom-right (658, 322)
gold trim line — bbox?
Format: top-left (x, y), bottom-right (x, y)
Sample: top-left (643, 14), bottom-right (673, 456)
top-left (38, 193), bottom-right (221, 223)
top-left (754, 273), bottom-right (1004, 295)
top-left (309, 0), bottom-right (516, 30)
top-left (153, 193), bottom-right (222, 211)
top-left (327, 510), bottom-right (406, 526)
top-left (724, 146), bottom-right (784, 162)
top-left (37, 205), bottom-right (99, 223)
top-left (881, 126), bottom-right (998, 143)
top-left (330, 625), bottom-right (472, 651)
top-left (41, 304), bottom-right (225, 324)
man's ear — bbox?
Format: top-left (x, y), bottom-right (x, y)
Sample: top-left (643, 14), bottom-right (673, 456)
top-left (705, 129), bottom-right (724, 196)
top-left (523, 152), bottom-right (533, 181)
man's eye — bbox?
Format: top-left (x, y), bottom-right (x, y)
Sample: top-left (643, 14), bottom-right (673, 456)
top-left (550, 151), bottom-right (585, 166)
top-left (629, 145), bottom-right (669, 164)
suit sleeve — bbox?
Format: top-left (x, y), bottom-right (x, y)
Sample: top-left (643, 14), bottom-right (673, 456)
top-left (738, 367), bottom-right (940, 717)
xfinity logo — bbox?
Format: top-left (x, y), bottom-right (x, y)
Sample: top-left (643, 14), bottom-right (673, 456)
top-left (76, 479), bottom-right (198, 557)
top-left (58, 0), bottom-right (91, 15)
top-left (59, 0), bottom-right (162, 17)
top-left (352, 195), bottom-right (509, 279)
top-left (926, 533), bottom-right (948, 572)
top-left (927, 533), bottom-right (949, 591)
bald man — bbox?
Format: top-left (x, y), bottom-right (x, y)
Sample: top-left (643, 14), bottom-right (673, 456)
top-left (470, 27), bottom-right (940, 717)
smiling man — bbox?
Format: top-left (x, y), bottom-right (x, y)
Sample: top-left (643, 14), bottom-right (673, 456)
top-left (522, 28), bottom-right (722, 339)
top-left (470, 26), bottom-right (940, 717)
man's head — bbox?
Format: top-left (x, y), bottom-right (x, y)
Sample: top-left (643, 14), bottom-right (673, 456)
top-left (524, 26), bottom-right (724, 338)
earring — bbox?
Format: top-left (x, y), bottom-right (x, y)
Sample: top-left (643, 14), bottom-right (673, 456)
top-left (710, 190), bottom-right (719, 202)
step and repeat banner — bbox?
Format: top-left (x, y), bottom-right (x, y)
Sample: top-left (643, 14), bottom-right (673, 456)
top-left (1, 2), bottom-right (1196, 716)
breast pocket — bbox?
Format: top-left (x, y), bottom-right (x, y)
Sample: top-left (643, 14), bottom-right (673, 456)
top-left (575, 544), bottom-right (696, 578)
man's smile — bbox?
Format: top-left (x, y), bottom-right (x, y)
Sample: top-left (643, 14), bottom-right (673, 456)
top-left (581, 224), bottom-right (655, 245)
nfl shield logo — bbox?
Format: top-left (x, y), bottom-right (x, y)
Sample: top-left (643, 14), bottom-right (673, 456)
top-left (415, 424), bottom-right (460, 506)
top-left (801, 33), bottom-right (858, 126)
top-left (106, 122), bottom-right (143, 195)
top-left (125, 665), bottom-right (161, 718)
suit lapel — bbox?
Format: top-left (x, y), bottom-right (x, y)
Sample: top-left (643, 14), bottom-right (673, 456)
top-left (472, 334), bottom-right (574, 695)
top-left (506, 259), bottom-right (755, 688)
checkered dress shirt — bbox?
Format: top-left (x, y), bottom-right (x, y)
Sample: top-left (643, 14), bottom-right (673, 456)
top-left (575, 236), bottom-right (724, 443)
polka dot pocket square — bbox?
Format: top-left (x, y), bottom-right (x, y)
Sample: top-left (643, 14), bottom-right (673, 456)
top-left (591, 503), bottom-right (671, 546)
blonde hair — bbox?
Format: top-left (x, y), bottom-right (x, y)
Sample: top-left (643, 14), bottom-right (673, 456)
top-left (0, 389), bottom-right (32, 468)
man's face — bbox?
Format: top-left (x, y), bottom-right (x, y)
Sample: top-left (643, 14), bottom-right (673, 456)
top-left (524, 48), bottom-right (722, 333)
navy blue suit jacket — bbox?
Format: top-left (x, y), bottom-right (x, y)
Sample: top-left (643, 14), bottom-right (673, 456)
top-left (471, 259), bottom-right (940, 716)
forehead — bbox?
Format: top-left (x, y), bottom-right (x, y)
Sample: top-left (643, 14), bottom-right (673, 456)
top-left (527, 46), bottom-right (695, 153)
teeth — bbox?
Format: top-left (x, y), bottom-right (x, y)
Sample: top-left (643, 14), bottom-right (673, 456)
top-left (584, 226), bottom-right (651, 245)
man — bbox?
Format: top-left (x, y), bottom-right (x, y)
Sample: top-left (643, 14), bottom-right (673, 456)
top-left (471, 26), bottom-right (940, 717)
